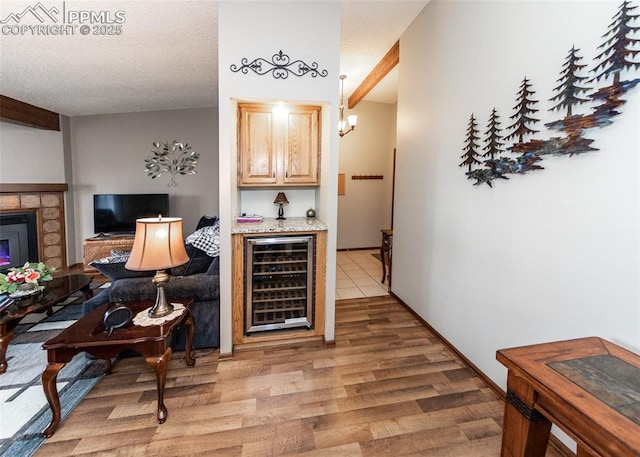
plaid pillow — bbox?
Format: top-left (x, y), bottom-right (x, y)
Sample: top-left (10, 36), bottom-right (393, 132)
top-left (185, 221), bottom-right (220, 257)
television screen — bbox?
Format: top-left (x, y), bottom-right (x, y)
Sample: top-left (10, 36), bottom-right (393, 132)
top-left (93, 193), bottom-right (170, 235)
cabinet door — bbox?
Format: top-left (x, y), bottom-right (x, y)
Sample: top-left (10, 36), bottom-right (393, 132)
top-left (283, 106), bottom-right (320, 185)
top-left (238, 104), bottom-right (277, 185)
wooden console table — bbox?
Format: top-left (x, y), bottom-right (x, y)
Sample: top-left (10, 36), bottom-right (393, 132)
top-left (496, 337), bottom-right (640, 457)
top-left (83, 236), bottom-right (135, 274)
top-left (380, 229), bottom-right (392, 286)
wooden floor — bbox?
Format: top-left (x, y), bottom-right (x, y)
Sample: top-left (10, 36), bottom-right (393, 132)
top-left (36, 296), bottom-right (565, 456)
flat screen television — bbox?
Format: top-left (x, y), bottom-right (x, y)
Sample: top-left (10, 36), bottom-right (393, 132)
top-left (93, 193), bottom-right (170, 235)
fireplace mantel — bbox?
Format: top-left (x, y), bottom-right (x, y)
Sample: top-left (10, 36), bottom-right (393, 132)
top-left (0, 183), bottom-right (68, 193)
top-left (0, 183), bottom-right (69, 270)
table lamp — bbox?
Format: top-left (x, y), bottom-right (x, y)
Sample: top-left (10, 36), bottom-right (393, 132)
top-left (274, 192), bottom-right (289, 220)
top-left (125, 216), bottom-right (189, 318)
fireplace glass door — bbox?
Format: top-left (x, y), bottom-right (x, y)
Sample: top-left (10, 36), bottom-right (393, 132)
top-left (245, 235), bottom-right (314, 334)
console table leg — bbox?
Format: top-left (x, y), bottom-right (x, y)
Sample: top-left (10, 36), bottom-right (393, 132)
top-left (0, 330), bottom-right (14, 374)
top-left (42, 362), bottom-right (66, 438)
top-left (500, 372), bottom-right (551, 457)
top-left (184, 314), bottom-right (195, 368)
top-left (146, 347), bottom-right (172, 424)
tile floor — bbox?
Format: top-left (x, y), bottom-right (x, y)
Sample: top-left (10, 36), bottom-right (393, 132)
top-left (336, 249), bottom-right (389, 300)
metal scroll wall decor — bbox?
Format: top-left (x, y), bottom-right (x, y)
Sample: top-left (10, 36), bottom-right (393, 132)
top-left (144, 141), bottom-right (200, 187)
top-left (460, 0), bottom-right (640, 187)
top-left (230, 50), bottom-right (328, 79)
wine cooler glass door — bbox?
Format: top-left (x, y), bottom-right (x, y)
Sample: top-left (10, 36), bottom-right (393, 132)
top-left (245, 235), bottom-right (314, 333)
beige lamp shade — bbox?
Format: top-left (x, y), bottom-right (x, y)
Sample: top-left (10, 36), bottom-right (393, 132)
top-left (125, 217), bottom-right (189, 271)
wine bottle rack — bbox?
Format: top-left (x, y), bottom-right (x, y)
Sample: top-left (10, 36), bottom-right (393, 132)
top-left (245, 235), bottom-right (314, 333)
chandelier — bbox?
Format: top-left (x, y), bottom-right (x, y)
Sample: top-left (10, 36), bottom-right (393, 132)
top-left (338, 75), bottom-right (357, 137)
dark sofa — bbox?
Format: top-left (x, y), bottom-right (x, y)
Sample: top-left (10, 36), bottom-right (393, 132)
top-left (82, 215), bottom-right (221, 351)
top-left (82, 271), bottom-right (220, 350)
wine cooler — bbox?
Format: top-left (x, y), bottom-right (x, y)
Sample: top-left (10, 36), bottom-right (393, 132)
top-left (245, 235), bottom-right (315, 334)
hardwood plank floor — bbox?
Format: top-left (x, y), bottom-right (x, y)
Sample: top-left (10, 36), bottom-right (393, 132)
top-left (36, 296), bottom-right (565, 456)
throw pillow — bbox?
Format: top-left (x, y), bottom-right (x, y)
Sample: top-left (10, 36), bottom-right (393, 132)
top-left (206, 255), bottom-right (220, 275)
top-left (170, 244), bottom-right (212, 276)
top-left (196, 215), bottom-right (218, 230)
top-left (185, 222), bottom-right (220, 257)
top-left (90, 255), bottom-right (154, 281)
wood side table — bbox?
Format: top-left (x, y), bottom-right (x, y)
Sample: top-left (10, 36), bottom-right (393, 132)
top-left (41, 298), bottom-right (195, 438)
top-left (496, 337), bottom-right (640, 457)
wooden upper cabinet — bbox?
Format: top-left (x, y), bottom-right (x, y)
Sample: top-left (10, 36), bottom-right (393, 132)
top-left (238, 103), bottom-right (320, 187)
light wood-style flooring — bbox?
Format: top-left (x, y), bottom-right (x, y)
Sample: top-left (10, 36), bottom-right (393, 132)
top-left (36, 296), bottom-right (564, 456)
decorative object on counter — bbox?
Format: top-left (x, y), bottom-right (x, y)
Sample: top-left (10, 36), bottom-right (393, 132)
top-left (273, 192), bottom-right (289, 220)
top-left (145, 140), bottom-right (199, 187)
top-left (0, 262), bottom-right (55, 296)
top-left (237, 214), bottom-right (263, 223)
top-left (125, 216), bottom-right (189, 318)
top-left (230, 50), bottom-right (328, 79)
top-left (339, 75), bottom-right (358, 137)
top-left (461, 0), bottom-right (640, 187)
top-left (274, 192), bottom-right (289, 220)
top-left (306, 208), bottom-right (316, 218)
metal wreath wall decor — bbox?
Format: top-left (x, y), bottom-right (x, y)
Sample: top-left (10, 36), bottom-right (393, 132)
top-left (145, 141), bottom-right (200, 187)
top-left (230, 50), bottom-right (328, 79)
top-left (460, 0), bottom-right (640, 187)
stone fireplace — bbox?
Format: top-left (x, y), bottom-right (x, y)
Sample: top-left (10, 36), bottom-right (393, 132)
top-left (0, 184), bottom-right (68, 271)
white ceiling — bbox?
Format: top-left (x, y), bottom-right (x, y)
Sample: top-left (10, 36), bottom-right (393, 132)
top-left (0, 1), bottom-right (428, 117)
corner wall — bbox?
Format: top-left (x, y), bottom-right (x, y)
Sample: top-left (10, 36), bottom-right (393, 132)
top-left (69, 108), bottom-right (219, 263)
top-left (394, 0), bottom-right (640, 410)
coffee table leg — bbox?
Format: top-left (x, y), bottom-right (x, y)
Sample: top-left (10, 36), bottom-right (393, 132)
top-left (81, 283), bottom-right (94, 300)
top-left (184, 314), bottom-right (195, 368)
top-left (0, 330), bottom-right (13, 374)
top-left (42, 362), bottom-right (66, 438)
top-left (146, 347), bottom-right (172, 424)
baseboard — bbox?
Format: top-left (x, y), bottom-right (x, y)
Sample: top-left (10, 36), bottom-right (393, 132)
top-left (389, 291), bottom-right (576, 457)
top-left (336, 247), bottom-right (378, 251)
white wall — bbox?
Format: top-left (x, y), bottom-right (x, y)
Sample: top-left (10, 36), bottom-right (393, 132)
top-left (218, 1), bottom-right (340, 354)
top-left (0, 122), bottom-right (65, 183)
top-left (69, 108), bottom-right (219, 263)
top-left (338, 101), bottom-right (396, 249)
top-left (394, 0), bottom-right (640, 433)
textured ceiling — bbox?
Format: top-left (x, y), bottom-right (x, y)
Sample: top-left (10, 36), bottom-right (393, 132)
top-left (0, 1), bottom-right (428, 116)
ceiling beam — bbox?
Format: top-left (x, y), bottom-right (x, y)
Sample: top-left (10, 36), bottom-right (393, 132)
top-left (0, 95), bottom-right (60, 131)
top-left (348, 41), bottom-right (399, 109)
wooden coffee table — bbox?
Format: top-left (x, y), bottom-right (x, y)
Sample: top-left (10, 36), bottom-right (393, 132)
top-left (41, 298), bottom-right (195, 438)
top-left (0, 274), bottom-right (93, 374)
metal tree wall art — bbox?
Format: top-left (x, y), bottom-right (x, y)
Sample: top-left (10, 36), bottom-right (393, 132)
top-left (144, 141), bottom-right (200, 187)
top-left (462, 0), bottom-right (640, 187)
top-left (482, 108), bottom-right (505, 160)
top-left (505, 77), bottom-right (539, 144)
top-left (460, 114), bottom-right (482, 171)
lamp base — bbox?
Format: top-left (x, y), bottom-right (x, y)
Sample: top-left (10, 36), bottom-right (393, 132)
top-left (149, 270), bottom-right (174, 318)
top-left (276, 203), bottom-right (286, 220)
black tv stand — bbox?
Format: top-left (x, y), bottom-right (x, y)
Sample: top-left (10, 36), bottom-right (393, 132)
top-left (92, 232), bottom-right (135, 240)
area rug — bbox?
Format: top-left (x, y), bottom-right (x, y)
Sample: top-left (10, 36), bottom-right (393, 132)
top-left (0, 286), bottom-right (105, 457)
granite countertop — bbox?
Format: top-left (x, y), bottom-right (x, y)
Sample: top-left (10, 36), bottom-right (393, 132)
top-left (231, 217), bottom-right (328, 234)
